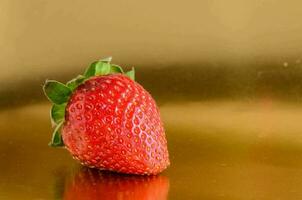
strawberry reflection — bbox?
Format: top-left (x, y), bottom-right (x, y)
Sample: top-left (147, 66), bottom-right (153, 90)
top-left (63, 167), bottom-right (169, 200)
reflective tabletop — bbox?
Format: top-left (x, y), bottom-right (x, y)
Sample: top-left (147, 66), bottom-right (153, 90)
top-left (2, 65), bottom-right (302, 200)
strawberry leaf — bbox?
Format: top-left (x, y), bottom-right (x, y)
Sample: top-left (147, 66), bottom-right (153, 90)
top-left (125, 67), bottom-right (135, 80)
top-left (43, 80), bottom-right (72, 104)
top-left (95, 61), bottom-right (111, 75)
top-left (66, 75), bottom-right (86, 91)
top-left (49, 122), bottom-right (64, 147)
top-left (85, 57), bottom-right (112, 77)
top-left (51, 103), bottom-right (66, 125)
top-left (100, 57), bottom-right (112, 63)
top-left (110, 64), bottom-right (124, 74)
top-left (84, 61), bottom-right (98, 78)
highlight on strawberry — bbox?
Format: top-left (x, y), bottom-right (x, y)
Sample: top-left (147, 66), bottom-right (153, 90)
top-left (43, 57), bottom-right (170, 175)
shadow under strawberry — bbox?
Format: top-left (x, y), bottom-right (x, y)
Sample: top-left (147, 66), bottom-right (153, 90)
top-left (61, 167), bottom-right (170, 200)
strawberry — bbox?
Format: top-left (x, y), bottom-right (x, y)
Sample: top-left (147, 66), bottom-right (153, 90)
top-left (63, 168), bottom-right (169, 200)
top-left (43, 57), bottom-right (170, 175)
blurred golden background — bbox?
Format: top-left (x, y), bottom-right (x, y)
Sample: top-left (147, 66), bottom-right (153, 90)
top-left (1, 0), bottom-right (302, 105)
top-left (1, 0), bottom-right (302, 199)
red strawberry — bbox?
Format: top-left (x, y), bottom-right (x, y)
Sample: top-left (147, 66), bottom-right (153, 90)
top-left (43, 57), bottom-right (170, 175)
top-left (63, 168), bottom-right (169, 200)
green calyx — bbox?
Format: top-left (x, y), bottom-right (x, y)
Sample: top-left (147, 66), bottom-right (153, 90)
top-left (43, 57), bottom-right (135, 147)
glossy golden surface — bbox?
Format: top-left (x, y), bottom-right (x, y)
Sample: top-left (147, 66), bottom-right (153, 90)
top-left (2, 97), bottom-right (302, 199)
